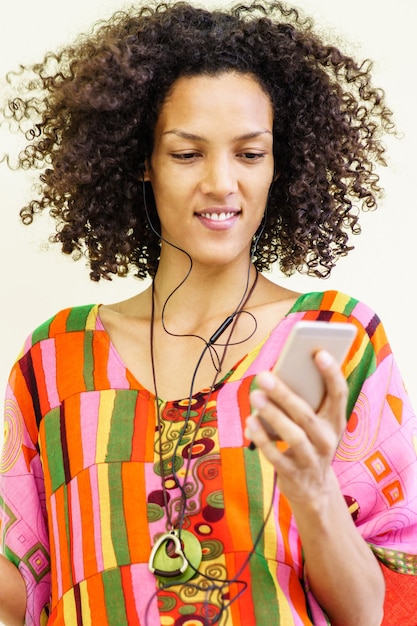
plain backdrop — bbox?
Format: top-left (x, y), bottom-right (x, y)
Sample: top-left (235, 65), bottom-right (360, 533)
top-left (0, 0), bottom-right (416, 463)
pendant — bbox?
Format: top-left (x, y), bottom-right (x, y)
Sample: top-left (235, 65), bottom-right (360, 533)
top-left (148, 529), bottom-right (202, 584)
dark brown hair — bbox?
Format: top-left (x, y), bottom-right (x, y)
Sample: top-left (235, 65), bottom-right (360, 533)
top-left (1, 1), bottom-right (394, 280)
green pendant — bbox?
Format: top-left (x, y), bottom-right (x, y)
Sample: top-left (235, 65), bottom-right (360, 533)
top-left (148, 529), bottom-right (202, 584)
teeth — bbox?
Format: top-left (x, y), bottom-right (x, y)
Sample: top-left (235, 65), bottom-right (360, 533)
top-left (200, 212), bottom-right (235, 221)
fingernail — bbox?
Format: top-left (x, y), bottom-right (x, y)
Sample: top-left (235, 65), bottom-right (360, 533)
top-left (250, 390), bottom-right (267, 410)
top-left (315, 350), bottom-right (333, 368)
top-left (256, 371), bottom-right (276, 390)
top-left (246, 414), bottom-right (259, 433)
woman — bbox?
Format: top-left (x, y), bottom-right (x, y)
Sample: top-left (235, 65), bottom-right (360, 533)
top-left (0, 2), bottom-right (416, 625)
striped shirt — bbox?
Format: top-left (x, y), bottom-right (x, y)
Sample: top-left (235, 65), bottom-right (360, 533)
top-left (1, 290), bottom-right (416, 625)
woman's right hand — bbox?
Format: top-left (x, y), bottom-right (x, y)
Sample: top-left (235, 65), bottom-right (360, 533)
top-left (0, 554), bottom-right (26, 626)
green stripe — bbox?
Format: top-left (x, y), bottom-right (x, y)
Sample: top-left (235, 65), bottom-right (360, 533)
top-left (289, 291), bottom-right (324, 313)
top-left (62, 484), bottom-right (73, 587)
top-left (249, 554), bottom-right (280, 624)
top-left (345, 340), bottom-right (376, 417)
top-left (108, 463), bottom-right (131, 565)
top-left (102, 567), bottom-right (128, 626)
top-left (83, 330), bottom-right (95, 391)
top-left (31, 316), bottom-right (53, 344)
top-left (106, 391), bottom-right (137, 462)
top-left (65, 305), bottom-right (95, 332)
top-left (43, 408), bottom-right (65, 492)
top-left (244, 447), bottom-right (265, 553)
top-left (341, 295), bottom-right (358, 316)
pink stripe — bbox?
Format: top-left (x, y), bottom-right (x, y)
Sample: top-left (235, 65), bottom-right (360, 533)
top-left (350, 300), bottom-right (376, 327)
top-left (23, 334), bottom-right (33, 354)
top-left (130, 563), bottom-right (160, 624)
top-left (217, 315), bottom-right (303, 448)
top-left (80, 392), bottom-right (99, 468)
top-left (89, 465), bottom-right (104, 572)
top-left (245, 314), bottom-right (304, 376)
top-left (95, 313), bottom-right (130, 388)
top-left (40, 339), bottom-right (60, 408)
top-left (50, 493), bottom-right (63, 597)
top-left (69, 478), bottom-right (84, 583)
top-left (217, 381), bottom-right (245, 448)
top-left (106, 346), bottom-right (130, 388)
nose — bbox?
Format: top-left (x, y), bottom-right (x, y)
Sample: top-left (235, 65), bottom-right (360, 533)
top-left (200, 155), bottom-right (238, 198)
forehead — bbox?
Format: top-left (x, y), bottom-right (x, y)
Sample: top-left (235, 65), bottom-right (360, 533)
top-left (155, 72), bottom-right (274, 135)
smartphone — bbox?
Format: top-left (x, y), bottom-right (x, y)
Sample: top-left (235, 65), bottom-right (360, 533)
top-left (272, 320), bottom-right (357, 410)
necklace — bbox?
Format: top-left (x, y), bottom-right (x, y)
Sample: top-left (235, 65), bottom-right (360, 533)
top-left (147, 272), bottom-right (259, 582)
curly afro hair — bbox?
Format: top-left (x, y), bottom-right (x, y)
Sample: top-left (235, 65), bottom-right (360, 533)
top-left (1, 1), bottom-right (394, 280)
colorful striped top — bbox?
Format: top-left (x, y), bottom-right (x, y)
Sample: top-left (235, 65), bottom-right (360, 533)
top-left (1, 290), bottom-right (416, 625)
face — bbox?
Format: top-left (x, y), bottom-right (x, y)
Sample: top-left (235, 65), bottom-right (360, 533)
top-left (144, 72), bottom-right (275, 270)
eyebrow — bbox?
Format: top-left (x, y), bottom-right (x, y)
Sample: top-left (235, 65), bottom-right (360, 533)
top-left (162, 129), bottom-right (272, 141)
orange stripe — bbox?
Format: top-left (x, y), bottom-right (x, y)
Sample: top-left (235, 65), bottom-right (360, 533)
top-left (320, 290), bottom-right (337, 311)
top-left (126, 368), bottom-right (138, 388)
top-left (377, 342), bottom-right (392, 366)
top-left (221, 448), bottom-right (252, 551)
top-left (372, 322), bottom-right (389, 355)
top-left (31, 343), bottom-right (51, 416)
top-left (92, 332), bottom-right (110, 389)
top-left (55, 485), bottom-right (72, 594)
top-left (48, 502), bottom-right (58, 603)
top-left (87, 573), bottom-right (108, 625)
top-left (228, 551), bottom-right (256, 625)
top-left (278, 495), bottom-right (293, 567)
top-left (278, 498), bottom-right (311, 621)
top-left (122, 462), bottom-right (152, 561)
top-left (121, 566), bottom-right (141, 626)
top-left (12, 365), bottom-right (38, 446)
top-left (38, 421), bottom-right (52, 506)
top-left (77, 469), bottom-right (97, 580)
top-left (48, 308), bottom-right (71, 337)
top-left (65, 395), bottom-right (84, 479)
top-left (131, 394), bottom-right (155, 462)
top-left (55, 333), bottom-right (86, 400)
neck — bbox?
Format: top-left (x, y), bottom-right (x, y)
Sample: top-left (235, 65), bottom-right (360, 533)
top-left (152, 253), bottom-right (258, 334)
top-left (154, 259), bottom-right (256, 317)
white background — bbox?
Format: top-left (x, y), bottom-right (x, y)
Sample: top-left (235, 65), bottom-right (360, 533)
top-left (0, 0), bottom-right (416, 436)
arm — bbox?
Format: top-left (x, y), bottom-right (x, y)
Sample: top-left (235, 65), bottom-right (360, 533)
top-left (0, 554), bottom-right (26, 626)
top-left (246, 351), bottom-right (385, 625)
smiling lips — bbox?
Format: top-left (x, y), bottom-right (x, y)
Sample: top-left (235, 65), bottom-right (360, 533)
top-left (195, 208), bottom-right (240, 230)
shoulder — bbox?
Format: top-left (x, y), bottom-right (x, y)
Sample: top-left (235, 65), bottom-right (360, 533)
top-left (292, 288), bottom-right (390, 364)
top-left (292, 290), bottom-right (385, 337)
top-left (21, 303), bottom-right (99, 356)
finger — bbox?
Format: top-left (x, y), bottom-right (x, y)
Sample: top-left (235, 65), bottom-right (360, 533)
top-left (253, 372), bottom-right (335, 451)
top-left (313, 350), bottom-right (348, 432)
top-left (250, 388), bottom-right (307, 446)
top-left (245, 413), bottom-right (312, 471)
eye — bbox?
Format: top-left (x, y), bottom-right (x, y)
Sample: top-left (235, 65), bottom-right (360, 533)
top-left (238, 152), bottom-right (267, 161)
top-left (171, 152), bottom-right (201, 161)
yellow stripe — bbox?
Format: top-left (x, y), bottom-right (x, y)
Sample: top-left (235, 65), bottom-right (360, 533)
top-left (97, 463), bottom-right (117, 569)
top-left (62, 588), bottom-right (77, 624)
top-left (259, 452), bottom-right (278, 560)
top-left (344, 333), bottom-right (368, 378)
top-left (86, 304), bottom-right (99, 330)
top-left (95, 391), bottom-right (116, 463)
top-left (79, 579), bottom-right (92, 626)
top-left (267, 560), bottom-right (295, 623)
top-left (228, 339), bottom-right (267, 382)
top-left (332, 291), bottom-right (351, 313)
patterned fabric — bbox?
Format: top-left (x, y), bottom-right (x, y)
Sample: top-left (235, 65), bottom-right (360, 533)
top-left (1, 290), bottom-right (416, 625)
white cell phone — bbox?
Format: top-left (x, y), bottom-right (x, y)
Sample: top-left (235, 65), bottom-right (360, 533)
top-left (272, 320), bottom-right (357, 410)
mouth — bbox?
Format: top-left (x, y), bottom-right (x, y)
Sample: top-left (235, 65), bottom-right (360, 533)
top-left (195, 208), bottom-right (241, 231)
top-left (198, 211), bottom-right (239, 222)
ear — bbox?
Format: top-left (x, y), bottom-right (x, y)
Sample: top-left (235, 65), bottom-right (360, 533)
top-left (272, 168), bottom-right (280, 183)
top-left (142, 158), bottom-right (152, 182)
